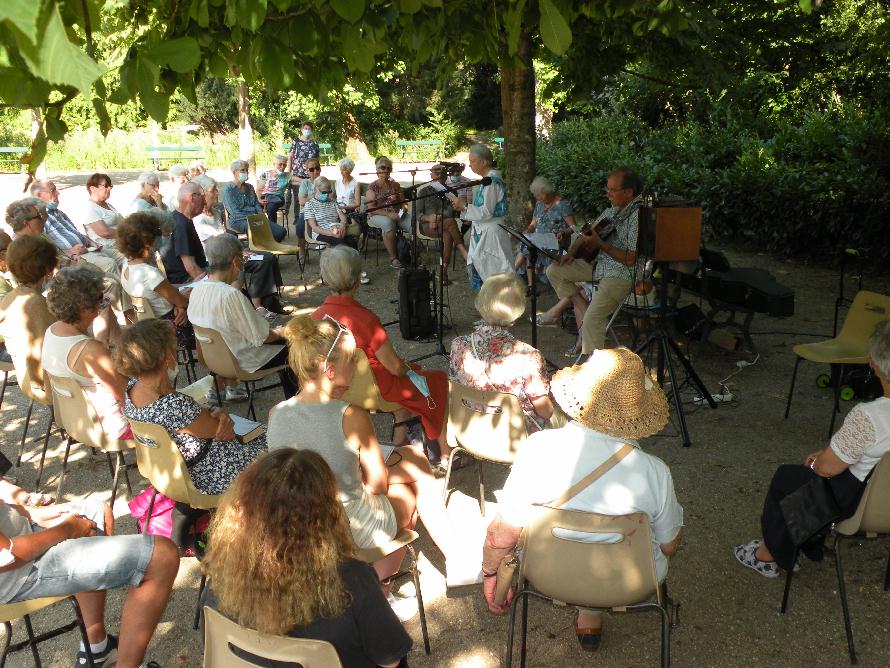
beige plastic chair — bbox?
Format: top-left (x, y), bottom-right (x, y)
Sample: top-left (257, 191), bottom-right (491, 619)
top-left (0, 595), bottom-right (94, 666)
top-left (192, 324), bottom-right (287, 420)
top-left (443, 382), bottom-right (527, 514)
top-left (340, 349), bottom-right (413, 442)
top-left (785, 290), bottom-right (890, 436)
top-left (203, 605), bottom-right (343, 667)
top-left (507, 510), bottom-right (676, 667)
top-left (129, 295), bottom-right (196, 384)
top-left (780, 453), bottom-right (890, 664)
top-left (44, 373), bottom-right (134, 504)
top-left (6, 358), bottom-right (55, 474)
top-left (246, 213), bottom-right (300, 257)
top-left (0, 360), bottom-right (15, 411)
top-left (355, 528), bottom-right (430, 655)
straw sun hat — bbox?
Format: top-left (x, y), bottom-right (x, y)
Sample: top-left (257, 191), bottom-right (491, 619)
top-left (550, 347), bottom-right (669, 440)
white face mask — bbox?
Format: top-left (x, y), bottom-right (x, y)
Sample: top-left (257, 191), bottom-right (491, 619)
top-left (167, 365), bottom-right (178, 384)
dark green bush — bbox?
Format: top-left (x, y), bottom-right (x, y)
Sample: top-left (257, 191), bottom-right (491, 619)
top-left (537, 111), bottom-right (890, 265)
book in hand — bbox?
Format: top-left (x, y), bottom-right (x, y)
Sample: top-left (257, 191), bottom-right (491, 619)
top-left (230, 415), bottom-right (266, 443)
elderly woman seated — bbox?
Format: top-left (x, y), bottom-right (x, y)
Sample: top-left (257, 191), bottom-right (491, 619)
top-left (735, 319), bottom-right (890, 578)
top-left (449, 273), bottom-right (556, 434)
top-left (365, 156), bottom-right (409, 269)
top-left (201, 449), bottom-right (412, 666)
top-left (335, 157), bottom-right (362, 215)
top-left (186, 234), bottom-right (298, 400)
top-left (43, 266), bottom-right (131, 439)
top-left (188, 175), bottom-right (227, 249)
top-left (303, 176), bottom-right (360, 248)
top-left (130, 172), bottom-right (169, 215)
top-left (257, 154), bottom-right (290, 225)
top-left (312, 246), bottom-right (451, 468)
top-left (221, 160), bottom-right (286, 242)
top-left (117, 319), bottom-right (267, 495)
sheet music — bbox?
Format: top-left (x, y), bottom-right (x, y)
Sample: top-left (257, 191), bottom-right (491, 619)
top-left (527, 232), bottom-right (559, 250)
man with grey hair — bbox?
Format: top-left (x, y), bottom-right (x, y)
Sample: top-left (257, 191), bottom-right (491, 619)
top-left (222, 159), bottom-right (286, 242)
top-left (160, 181), bottom-right (208, 285)
top-left (257, 154), bottom-right (290, 225)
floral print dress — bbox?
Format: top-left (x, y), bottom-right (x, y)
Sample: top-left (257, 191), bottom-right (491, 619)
top-left (519, 197), bottom-right (574, 280)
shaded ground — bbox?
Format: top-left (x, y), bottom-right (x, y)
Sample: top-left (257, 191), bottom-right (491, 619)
top-left (1, 170), bottom-right (889, 666)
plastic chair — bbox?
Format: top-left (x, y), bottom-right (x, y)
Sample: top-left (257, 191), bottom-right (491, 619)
top-left (443, 382), bottom-right (527, 514)
top-left (129, 295), bottom-right (196, 384)
top-left (0, 595), bottom-right (94, 667)
top-left (301, 214), bottom-right (331, 285)
top-left (780, 454), bottom-right (890, 664)
top-left (246, 213), bottom-right (300, 257)
top-left (355, 528), bottom-right (430, 655)
top-left (128, 418), bottom-right (222, 630)
top-left (202, 606), bottom-right (343, 667)
top-left (784, 290), bottom-right (890, 436)
top-left (4, 353), bottom-right (55, 474)
top-left (0, 360), bottom-right (15, 411)
top-left (507, 510), bottom-right (677, 667)
top-left (43, 373), bottom-right (134, 504)
top-left (192, 324), bottom-right (287, 420)
top-left (340, 349), bottom-right (415, 442)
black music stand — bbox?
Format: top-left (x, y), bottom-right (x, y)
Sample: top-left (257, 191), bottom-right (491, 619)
top-left (498, 225), bottom-right (560, 349)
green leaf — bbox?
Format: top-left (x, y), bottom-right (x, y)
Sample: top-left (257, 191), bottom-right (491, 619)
top-left (0, 67), bottom-right (52, 107)
top-left (16, 3), bottom-right (105, 94)
top-left (236, 0), bottom-right (267, 32)
top-left (269, 0), bottom-right (291, 10)
top-left (798, 0), bottom-right (814, 13)
top-left (341, 25), bottom-right (374, 72)
top-left (92, 97), bottom-right (111, 135)
top-left (330, 0), bottom-right (365, 23)
top-left (505, 0), bottom-right (527, 57)
top-left (145, 37), bottom-right (202, 73)
top-left (538, 0), bottom-right (572, 55)
top-left (140, 88), bottom-right (170, 123)
top-left (0, 0), bottom-right (40, 43)
top-left (400, 0), bottom-right (422, 13)
top-left (44, 116), bottom-right (68, 142)
top-left (422, 0), bottom-right (443, 6)
top-left (135, 54), bottom-right (161, 88)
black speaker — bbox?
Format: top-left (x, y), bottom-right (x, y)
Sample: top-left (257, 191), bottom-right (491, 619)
top-left (398, 268), bottom-right (436, 340)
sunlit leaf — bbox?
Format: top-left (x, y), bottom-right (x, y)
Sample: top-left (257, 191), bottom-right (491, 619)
top-left (330, 0), bottom-right (365, 23)
top-left (341, 25), bottom-right (374, 72)
top-left (0, 0), bottom-right (40, 43)
top-left (45, 116), bottom-right (68, 142)
top-left (146, 37), bottom-right (202, 73)
top-left (538, 0), bottom-right (572, 55)
top-left (140, 88), bottom-right (170, 123)
top-left (237, 0), bottom-right (267, 32)
top-left (505, 0), bottom-right (527, 57)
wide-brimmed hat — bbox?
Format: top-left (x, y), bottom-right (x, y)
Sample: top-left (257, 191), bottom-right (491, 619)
top-left (550, 348), bottom-right (669, 440)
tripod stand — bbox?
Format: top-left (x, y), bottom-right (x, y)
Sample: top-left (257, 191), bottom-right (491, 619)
top-left (634, 265), bottom-right (717, 447)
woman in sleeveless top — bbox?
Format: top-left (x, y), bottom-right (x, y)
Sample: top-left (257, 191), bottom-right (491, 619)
top-left (43, 266), bottom-right (130, 439)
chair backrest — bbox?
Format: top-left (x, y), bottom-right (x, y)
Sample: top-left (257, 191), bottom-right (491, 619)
top-left (127, 418), bottom-right (220, 509)
top-left (837, 290), bottom-right (890, 348)
top-left (154, 251), bottom-right (167, 278)
top-left (192, 324), bottom-right (245, 380)
top-left (246, 213), bottom-right (276, 249)
top-left (520, 509), bottom-right (659, 608)
top-left (836, 453), bottom-right (890, 536)
top-left (203, 606), bottom-right (343, 668)
top-left (446, 381), bottom-right (527, 464)
top-left (129, 294), bottom-right (158, 320)
top-left (45, 372), bottom-right (126, 453)
top-left (340, 349), bottom-right (402, 414)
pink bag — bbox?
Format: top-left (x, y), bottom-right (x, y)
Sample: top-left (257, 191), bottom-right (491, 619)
top-left (128, 486), bottom-right (176, 537)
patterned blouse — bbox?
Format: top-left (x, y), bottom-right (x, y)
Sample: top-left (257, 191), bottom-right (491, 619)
top-left (449, 324), bottom-right (550, 433)
top-left (366, 178), bottom-right (402, 216)
top-left (288, 139), bottom-right (320, 179)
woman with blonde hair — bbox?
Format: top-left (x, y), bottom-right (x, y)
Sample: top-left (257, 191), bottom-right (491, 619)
top-left (202, 448), bottom-right (412, 667)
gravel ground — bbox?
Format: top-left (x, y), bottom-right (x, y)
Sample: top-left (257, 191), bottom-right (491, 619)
top-left (1, 171), bottom-right (889, 667)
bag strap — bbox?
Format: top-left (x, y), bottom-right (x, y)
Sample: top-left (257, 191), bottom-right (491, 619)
top-left (546, 443), bottom-right (634, 507)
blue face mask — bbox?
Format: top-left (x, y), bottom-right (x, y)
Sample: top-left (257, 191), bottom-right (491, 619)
top-left (237, 172), bottom-right (249, 183)
top-left (302, 128), bottom-right (312, 137)
top-left (407, 369), bottom-right (437, 410)
top-left (46, 201), bottom-right (58, 211)
top-left (318, 192), bottom-right (329, 202)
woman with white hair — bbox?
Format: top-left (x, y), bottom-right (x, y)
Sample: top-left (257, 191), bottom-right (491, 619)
top-left (130, 172), bottom-right (169, 215)
top-left (451, 144), bottom-right (513, 290)
top-left (221, 160), bottom-right (286, 242)
top-left (188, 161), bottom-right (206, 178)
top-left (189, 175), bottom-right (226, 246)
top-left (303, 176), bottom-right (360, 248)
top-left (257, 154), bottom-right (290, 225)
top-left (335, 157), bottom-right (361, 214)
top-left (365, 156), bottom-right (409, 269)
top-left (513, 175), bottom-right (575, 294)
top-left (449, 273), bottom-right (555, 434)
top-left (162, 164), bottom-right (190, 211)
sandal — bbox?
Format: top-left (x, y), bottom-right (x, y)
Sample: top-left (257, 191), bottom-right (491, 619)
top-left (573, 611), bottom-right (602, 652)
top-left (25, 492), bottom-right (54, 507)
top-left (733, 539), bottom-right (779, 579)
top-left (564, 338), bottom-right (581, 358)
top-left (535, 313), bottom-right (559, 327)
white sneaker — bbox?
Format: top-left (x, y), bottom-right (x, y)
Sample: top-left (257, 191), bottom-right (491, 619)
top-left (387, 592), bottom-right (418, 622)
top-left (224, 384), bottom-right (249, 401)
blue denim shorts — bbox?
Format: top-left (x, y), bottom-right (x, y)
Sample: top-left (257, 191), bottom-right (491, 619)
top-left (9, 499), bottom-right (155, 603)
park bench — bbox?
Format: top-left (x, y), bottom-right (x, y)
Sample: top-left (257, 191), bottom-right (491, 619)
top-left (280, 142), bottom-right (334, 165)
top-left (144, 145), bottom-right (203, 170)
top-left (0, 147), bottom-right (28, 174)
top-left (495, 137), bottom-right (504, 149)
top-left (396, 139), bottom-right (442, 162)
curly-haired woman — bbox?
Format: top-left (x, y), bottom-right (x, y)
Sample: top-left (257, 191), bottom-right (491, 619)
top-left (202, 449), bottom-right (412, 667)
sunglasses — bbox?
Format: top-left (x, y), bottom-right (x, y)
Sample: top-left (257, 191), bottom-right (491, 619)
top-left (307, 166), bottom-right (321, 172)
top-left (322, 315), bottom-right (350, 372)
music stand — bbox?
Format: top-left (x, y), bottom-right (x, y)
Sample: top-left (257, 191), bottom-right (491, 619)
top-left (498, 225), bottom-right (559, 349)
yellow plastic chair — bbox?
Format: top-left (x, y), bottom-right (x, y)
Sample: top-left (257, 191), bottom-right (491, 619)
top-left (507, 511), bottom-right (677, 667)
top-left (784, 290), bottom-right (890, 436)
top-left (0, 360), bottom-right (15, 411)
top-left (443, 382), bottom-right (527, 514)
top-left (0, 596), bottom-right (94, 667)
top-left (44, 373), bottom-right (134, 504)
top-left (246, 213), bottom-right (300, 257)
top-left (192, 324), bottom-right (287, 420)
top-left (780, 453), bottom-right (890, 664)
top-left (203, 606), bottom-right (343, 667)
top-left (340, 349), bottom-right (417, 443)
top-left (355, 528), bottom-right (430, 655)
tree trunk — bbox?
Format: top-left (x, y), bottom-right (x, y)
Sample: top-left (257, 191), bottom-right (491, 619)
top-left (334, 90), bottom-right (372, 163)
top-left (498, 27), bottom-right (536, 229)
top-left (237, 80), bottom-right (256, 177)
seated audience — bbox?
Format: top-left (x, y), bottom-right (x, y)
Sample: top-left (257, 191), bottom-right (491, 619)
top-left (186, 234), bottom-right (298, 399)
top-left (449, 273), bottom-right (556, 434)
top-left (514, 175), bottom-right (575, 292)
top-left (335, 157), bottom-right (362, 214)
top-left (161, 164), bottom-right (189, 211)
top-left (188, 161), bottom-right (207, 178)
top-left (201, 449), bottom-right (412, 668)
top-left (73, 173), bottom-right (124, 258)
top-left (43, 266), bottom-right (131, 439)
top-left (481, 348), bottom-right (683, 652)
top-left (0, 496), bottom-right (178, 668)
top-left (365, 156), bottom-right (409, 269)
top-left (293, 158), bottom-right (322, 256)
top-left (735, 320), bottom-right (890, 578)
top-left (130, 172), bottom-right (170, 216)
top-left (312, 246), bottom-right (451, 467)
top-left (256, 154), bottom-right (290, 224)
top-left (117, 318), bottom-right (268, 495)
top-left (415, 164), bottom-right (468, 284)
top-left (303, 176), bottom-right (359, 248)
top-left (159, 181), bottom-right (208, 286)
top-left (221, 160), bottom-right (286, 242)
top-left (188, 175), bottom-right (227, 248)
top-left (117, 213), bottom-right (195, 351)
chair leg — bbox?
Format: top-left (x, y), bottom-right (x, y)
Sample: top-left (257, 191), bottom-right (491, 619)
top-left (829, 364), bottom-right (844, 438)
top-left (121, 452), bottom-right (133, 497)
top-left (519, 582), bottom-right (530, 668)
top-left (107, 452), bottom-right (121, 506)
top-left (0, 370), bottom-right (8, 410)
top-left (477, 461), bottom-right (486, 517)
top-left (780, 559), bottom-right (795, 613)
top-left (441, 446), bottom-right (461, 506)
top-left (194, 574), bottom-right (207, 630)
top-left (784, 356), bottom-right (801, 419)
top-left (884, 550), bottom-right (890, 591)
top-left (246, 382), bottom-right (257, 420)
top-left (834, 536), bottom-right (858, 664)
top-left (21, 613), bottom-right (41, 667)
top-left (69, 597), bottom-right (96, 668)
top-left (660, 600), bottom-right (671, 668)
top-left (408, 544), bottom-right (430, 654)
top-left (16, 399), bottom-right (35, 466)
top-left (33, 408), bottom-right (54, 491)
top-left (143, 487), bottom-right (159, 534)
top-left (506, 588), bottom-right (522, 668)
top-left (212, 375), bottom-right (223, 410)
top-left (55, 436), bottom-right (74, 500)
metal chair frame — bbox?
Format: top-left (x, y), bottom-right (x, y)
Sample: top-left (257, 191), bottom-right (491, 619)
top-left (0, 596), bottom-right (94, 668)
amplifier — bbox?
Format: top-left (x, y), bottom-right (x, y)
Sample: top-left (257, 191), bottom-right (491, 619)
top-left (637, 206), bottom-right (702, 262)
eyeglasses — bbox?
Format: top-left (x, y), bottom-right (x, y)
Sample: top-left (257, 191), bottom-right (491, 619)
top-left (322, 315), bottom-right (350, 372)
top-left (376, 167), bottom-right (392, 172)
top-left (307, 166), bottom-right (321, 172)
top-left (605, 186), bottom-right (626, 193)
top-left (319, 190), bottom-right (332, 194)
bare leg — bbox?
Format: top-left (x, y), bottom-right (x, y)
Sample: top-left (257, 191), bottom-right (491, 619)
top-left (387, 445), bottom-right (451, 556)
top-left (251, 297), bottom-right (263, 308)
top-left (383, 230), bottom-right (398, 261)
top-left (373, 547), bottom-right (407, 595)
top-left (756, 542), bottom-right (775, 562)
top-left (75, 590), bottom-right (108, 644)
top-left (570, 290), bottom-right (589, 332)
top-left (92, 307), bottom-right (118, 346)
top-left (392, 408), bottom-right (412, 445)
top-left (444, 219), bottom-right (468, 260)
top-left (540, 296), bottom-right (572, 323)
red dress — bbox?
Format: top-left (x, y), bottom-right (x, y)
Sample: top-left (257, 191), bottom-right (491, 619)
top-left (312, 295), bottom-right (448, 440)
